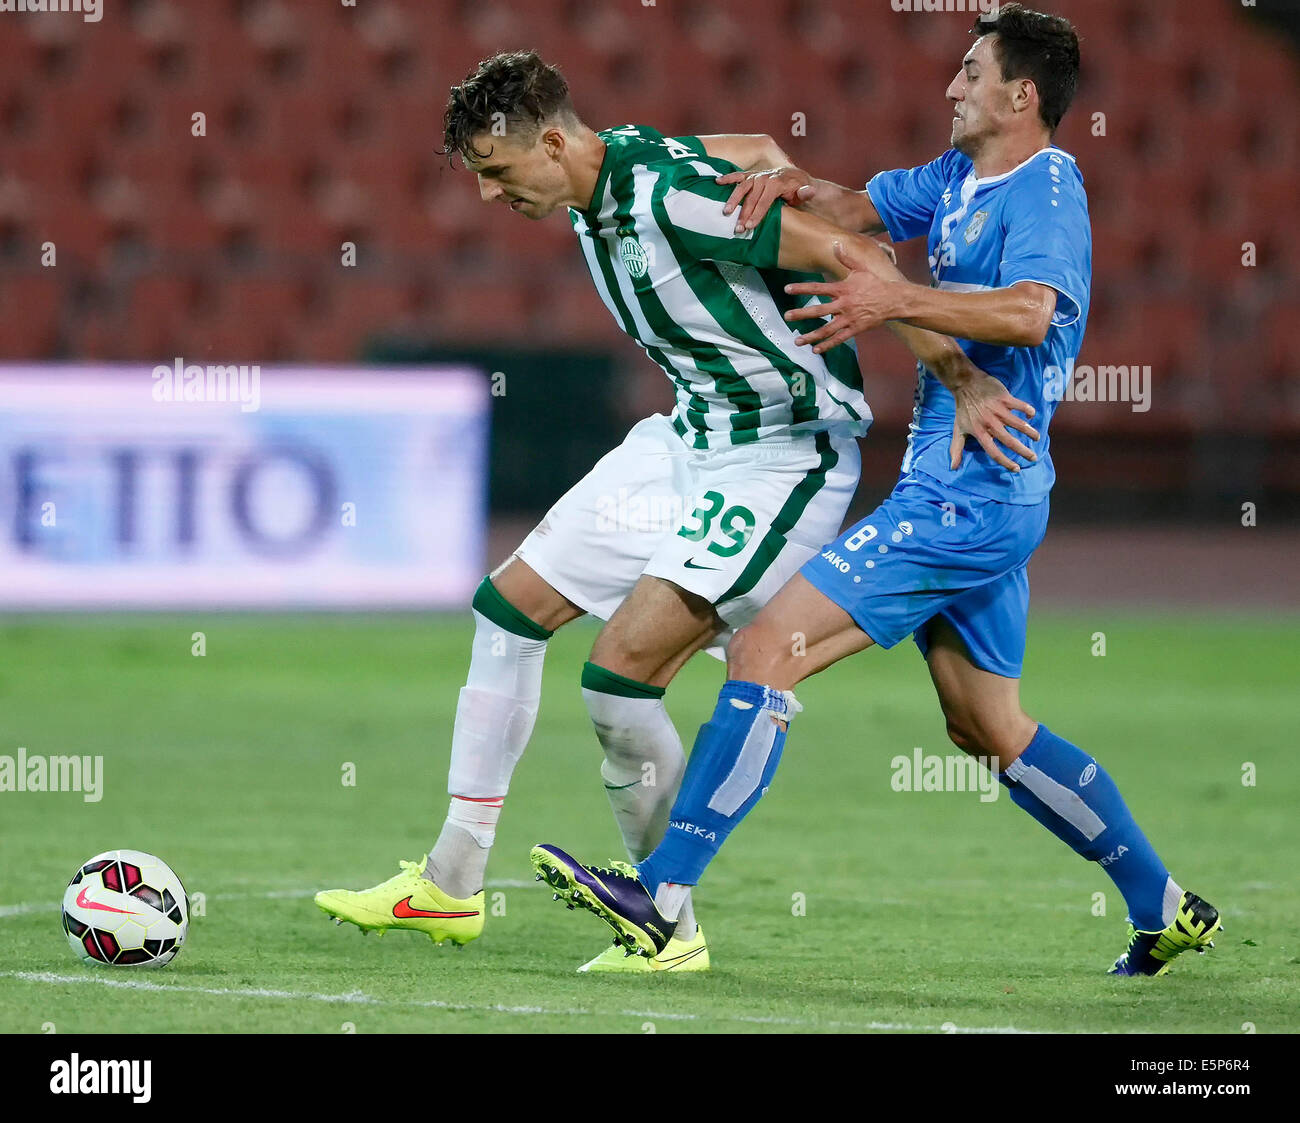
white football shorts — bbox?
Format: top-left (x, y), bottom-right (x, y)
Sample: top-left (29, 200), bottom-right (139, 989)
top-left (516, 413), bottom-right (861, 648)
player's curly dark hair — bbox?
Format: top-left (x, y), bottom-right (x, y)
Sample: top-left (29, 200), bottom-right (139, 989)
top-left (441, 50), bottom-right (577, 164)
top-left (972, 4), bottom-right (1080, 131)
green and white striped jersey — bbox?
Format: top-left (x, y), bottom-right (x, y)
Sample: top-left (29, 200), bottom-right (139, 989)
top-left (569, 125), bottom-right (872, 450)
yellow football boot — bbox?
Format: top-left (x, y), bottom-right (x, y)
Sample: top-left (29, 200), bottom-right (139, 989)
top-left (578, 925), bottom-right (710, 974)
top-left (314, 857), bottom-right (484, 946)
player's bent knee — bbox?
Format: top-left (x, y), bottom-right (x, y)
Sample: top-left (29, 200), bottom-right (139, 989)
top-left (587, 636), bottom-right (660, 684)
top-left (940, 701), bottom-right (996, 756)
top-left (945, 719), bottom-right (980, 755)
top-left (485, 560), bottom-right (580, 634)
top-left (946, 712), bottom-right (1035, 767)
top-left (986, 717), bottom-right (1038, 768)
top-left (581, 659), bottom-right (663, 705)
top-left (726, 623), bottom-right (789, 686)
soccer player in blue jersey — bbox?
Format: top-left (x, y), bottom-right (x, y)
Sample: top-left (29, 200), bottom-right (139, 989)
top-left (532, 4), bottom-right (1221, 977)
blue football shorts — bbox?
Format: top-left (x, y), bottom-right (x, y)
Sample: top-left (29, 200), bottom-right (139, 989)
top-left (800, 471), bottom-right (1050, 678)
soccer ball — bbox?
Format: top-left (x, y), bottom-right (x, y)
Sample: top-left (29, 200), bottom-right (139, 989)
top-left (61, 849), bottom-right (189, 968)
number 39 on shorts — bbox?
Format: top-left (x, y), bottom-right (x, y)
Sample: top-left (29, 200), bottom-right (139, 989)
top-left (677, 490), bottom-right (756, 558)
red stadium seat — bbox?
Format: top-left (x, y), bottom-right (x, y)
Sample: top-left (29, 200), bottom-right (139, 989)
top-left (0, 0), bottom-right (1292, 458)
top-left (0, 273), bottom-right (61, 357)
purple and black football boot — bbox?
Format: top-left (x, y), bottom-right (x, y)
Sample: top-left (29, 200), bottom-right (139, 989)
top-left (530, 843), bottom-right (675, 957)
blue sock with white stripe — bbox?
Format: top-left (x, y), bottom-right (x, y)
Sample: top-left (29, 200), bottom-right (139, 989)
top-left (637, 680), bottom-right (795, 893)
top-left (1001, 724), bottom-right (1178, 931)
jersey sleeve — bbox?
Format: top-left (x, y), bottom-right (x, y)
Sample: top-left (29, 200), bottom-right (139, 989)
top-left (865, 149), bottom-right (965, 243)
top-left (655, 166), bottom-right (783, 269)
top-left (998, 161), bottom-right (1091, 327)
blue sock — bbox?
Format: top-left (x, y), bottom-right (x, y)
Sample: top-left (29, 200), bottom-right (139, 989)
top-left (637, 680), bottom-right (793, 892)
top-left (1001, 724), bottom-right (1177, 931)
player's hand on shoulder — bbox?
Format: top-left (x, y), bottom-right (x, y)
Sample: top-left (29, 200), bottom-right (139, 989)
top-left (717, 166), bottom-right (816, 234)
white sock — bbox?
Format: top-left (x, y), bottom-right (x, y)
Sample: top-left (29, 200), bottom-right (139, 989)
top-left (425, 607), bottom-right (547, 897)
top-left (653, 883), bottom-right (692, 927)
top-left (583, 684), bottom-right (698, 940)
top-left (426, 797), bottom-right (503, 898)
top-left (1161, 876), bottom-right (1184, 927)
top-left (676, 892), bottom-right (697, 940)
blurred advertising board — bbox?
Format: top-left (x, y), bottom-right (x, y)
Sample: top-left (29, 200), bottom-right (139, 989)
top-left (0, 364), bottom-right (489, 608)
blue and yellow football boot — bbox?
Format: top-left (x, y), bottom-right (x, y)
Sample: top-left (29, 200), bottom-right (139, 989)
top-left (1109, 890), bottom-right (1221, 976)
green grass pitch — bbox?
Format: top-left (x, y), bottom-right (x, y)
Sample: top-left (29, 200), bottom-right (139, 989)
top-left (0, 611), bottom-right (1296, 1034)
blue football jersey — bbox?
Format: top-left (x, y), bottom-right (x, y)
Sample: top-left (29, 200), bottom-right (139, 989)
top-left (866, 146), bottom-right (1091, 504)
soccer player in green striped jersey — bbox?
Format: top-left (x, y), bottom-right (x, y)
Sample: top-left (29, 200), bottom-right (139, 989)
top-left (317, 50), bottom-right (1036, 972)
top-left (561, 121), bottom-right (872, 451)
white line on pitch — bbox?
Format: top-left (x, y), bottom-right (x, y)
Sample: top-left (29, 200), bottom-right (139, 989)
top-left (0, 970), bottom-right (1035, 1034)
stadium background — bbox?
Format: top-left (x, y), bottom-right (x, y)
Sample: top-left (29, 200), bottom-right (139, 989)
top-left (0, 0), bottom-right (1297, 1036)
top-left (1, 0), bottom-right (1298, 544)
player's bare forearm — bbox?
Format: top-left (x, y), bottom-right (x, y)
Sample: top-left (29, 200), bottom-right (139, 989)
top-left (777, 207), bottom-right (973, 381)
top-left (886, 322), bottom-right (980, 389)
top-left (882, 282), bottom-right (1057, 348)
top-left (799, 180), bottom-right (886, 235)
top-left (698, 134), bottom-right (794, 173)
top-left (843, 245), bottom-right (976, 383)
top-left (858, 256), bottom-right (1043, 469)
top-left (775, 205), bottom-right (883, 278)
top-left (784, 264), bottom-right (1059, 353)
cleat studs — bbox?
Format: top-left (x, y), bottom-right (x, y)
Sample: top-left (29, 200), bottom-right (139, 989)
top-left (552, 892), bottom-right (561, 901)
top-left (332, 917), bottom-right (342, 925)
top-left (535, 873), bottom-right (543, 881)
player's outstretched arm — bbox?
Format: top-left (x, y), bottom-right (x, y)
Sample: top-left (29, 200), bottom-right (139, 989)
top-left (777, 208), bottom-right (1039, 472)
top-left (777, 206), bottom-right (964, 376)
top-left (785, 247), bottom-right (1057, 351)
top-left (717, 166), bottom-right (886, 237)
top-left (697, 134), bottom-right (796, 174)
